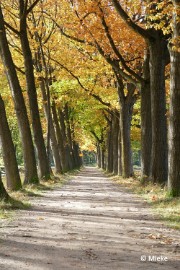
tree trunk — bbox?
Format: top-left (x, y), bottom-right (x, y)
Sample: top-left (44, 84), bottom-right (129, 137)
top-left (118, 123), bottom-right (122, 176)
top-left (107, 120), bottom-right (113, 173)
top-left (101, 147), bottom-right (106, 170)
top-left (141, 49), bottom-right (152, 179)
top-left (0, 6), bottom-right (38, 184)
top-left (64, 104), bottom-right (76, 168)
top-left (73, 142), bottom-right (81, 168)
top-left (40, 79), bottom-right (62, 174)
top-left (168, 1), bottom-right (180, 196)
top-left (19, 11), bottom-right (50, 180)
top-left (0, 170), bottom-right (9, 201)
top-left (0, 95), bottom-right (22, 190)
top-left (112, 112), bottom-right (119, 175)
top-left (58, 108), bottom-right (73, 170)
top-left (120, 101), bottom-right (133, 178)
top-left (51, 101), bottom-right (68, 172)
top-left (97, 144), bottom-right (101, 168)
top-left (71, 123), bottom-right (80, 168)
top-left (149, 36), bottom-right (168, 183)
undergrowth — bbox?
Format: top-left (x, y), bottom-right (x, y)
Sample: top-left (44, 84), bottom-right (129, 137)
top-left (112, 173), bottom-right (180, 230)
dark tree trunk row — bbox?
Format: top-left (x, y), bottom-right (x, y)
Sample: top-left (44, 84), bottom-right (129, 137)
top-left (64, 104), bottom-right (77, 168)
top-left (95, 104), bottom-right (134, 179)
top-left (19, 2), bottom-right (50, 180)
top-left (58, 108), bottom-right (74, 170)
top-left (52, 101), bottom-right (69, 172)
top-left (0, 6), bottom-right (38, 185)
top-left (111, 0), bottom-right (169, 186)
top-left (40, 79), bottom-right (62, 174)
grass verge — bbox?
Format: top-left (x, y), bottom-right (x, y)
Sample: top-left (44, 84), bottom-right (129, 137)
top-left (111, 174), bottom-right (180, 230)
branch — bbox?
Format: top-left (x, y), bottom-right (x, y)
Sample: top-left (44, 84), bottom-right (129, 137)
top-left (90, 130), bottom-right (103, 144)
top-left (96, 41), bottom-right (140, 86)
top-left (50, 57), bottom-right (111, 107)
top-left (99, 8), bottom-right (144, 84)
top-left (52, 7), bottom-right (139, 87)
top-left (53, 19), bottom-right (90, 45)
top-left (8, 39), bottom-right (23, 56)
top-left (27, 0), bottom-right (41, 15)
top-left (14, 64), bottom-right (25, 75)
top-left (103, 110), bottom-right (112, 124)
top-left (112, 62), bottom-right (139, 86)
top-left (44, 10), bottom-right (95, 47)
top-left (111, 0), bottom-right (153, 40)
top-left (126, 56), bottom-right (142, 63)
top-left (43, 26), bottom-right (56, 45)
top-left (4, 21), bottom-right (20, 36)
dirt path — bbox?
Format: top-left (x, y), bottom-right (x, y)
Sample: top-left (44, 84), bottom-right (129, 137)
top-left (0, 167), bottom-right (179, 270)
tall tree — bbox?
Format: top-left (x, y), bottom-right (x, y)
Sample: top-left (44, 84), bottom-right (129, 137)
top-left (0, 5), bottom-right (38, 184)
top-left (141, 49), bottom-right (152, 179)
top-left (0, 95), bottom-right (22, 190)
top-left (168, 0), bottom-right (180, 196)
top-left (51, 100), bottom-right (69, 172)
top-left (112, 0), bottom-right (168, 183)
top-left (40, 78), bottom-right (62, 174)
top-left (19, 0), bottom-right (51, 180)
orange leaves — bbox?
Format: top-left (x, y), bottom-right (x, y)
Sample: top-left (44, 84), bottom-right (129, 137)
top-left (151, 195), bottom-right (158, 201)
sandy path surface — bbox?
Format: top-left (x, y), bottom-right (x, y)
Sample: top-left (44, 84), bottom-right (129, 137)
top-left (0, 167), bottom-right (179, 270)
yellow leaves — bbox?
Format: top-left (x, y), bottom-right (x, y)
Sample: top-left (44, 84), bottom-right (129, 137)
top-left (148, 233), bottom-right (173, 244)
top-left (146, 0), bottom-right (174, 36)
top-left (170, 37), bottom-right (180, 52)
top-left (37, 217), bottom-right (44, 220)
top-left (151, 195), bottom-right (158, 201)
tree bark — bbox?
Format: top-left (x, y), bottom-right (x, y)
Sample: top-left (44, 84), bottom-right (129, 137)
top-left (112, 112), bottom-right (119, 175)
top-left (97, 144), bottom-right (101, 168)
top-left (107, 120), bottom-right (113, 173)
top-left (0, 6), bottom-right (38, 184)
top-left (64, 104), bottom-right (76, 168)
top-left (118, 122), bottom-right (122, 176)
top-left (168, 0), bottom-right (180, 196)
top-left (0, 95), bottom-right (22, 190)
top-left (101, 147), bottom-right (106, 170)
top-left (51, 101), bottom-right (68, 172)
top-left (19, 5), bottom-right (50, 180)
top-left (71, 123), bottom-right (80, 168)
top-left (149, 36), bottom-right (168, 183)
top-left (0, 170), bottom-right (9, 201)
top-left (120, 101), bottom-right (133, 178)
top-left (40, 79), bottom-right (62, 174)
top-left (141, 49), bottom-right (152, 179)
top-left (58, 108), bottom-right (73, 170)
top-left (73, 142), bottom-right (82, 168)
